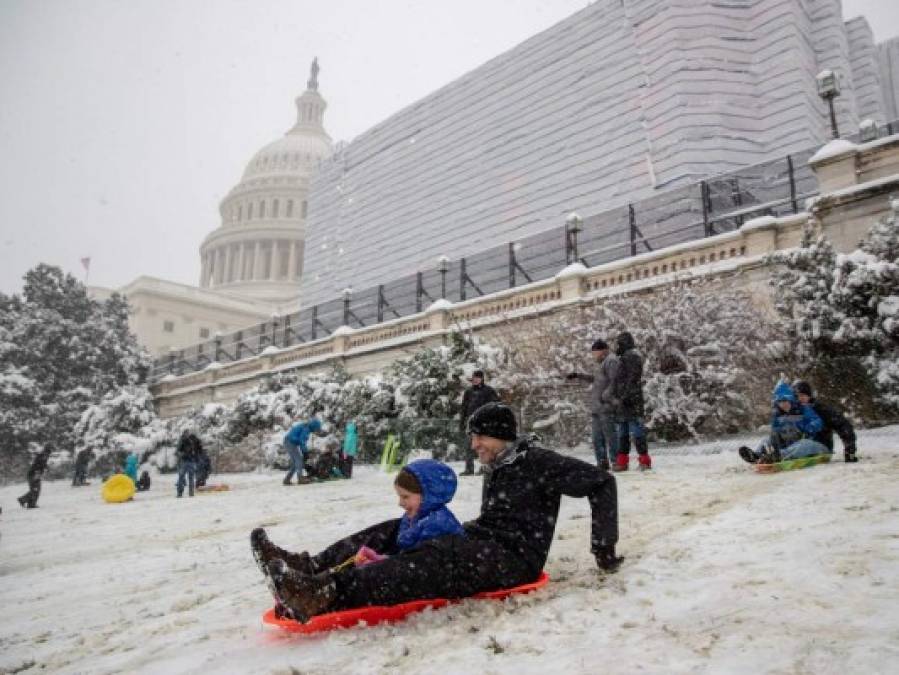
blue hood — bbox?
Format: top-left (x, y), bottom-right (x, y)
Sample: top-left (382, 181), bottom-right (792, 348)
top-left (772, 381), bottom-right (796, 403)
top-left (404, 459), bottom-right (458, 515)
top-left (308, 418), bottom-right (322, 432)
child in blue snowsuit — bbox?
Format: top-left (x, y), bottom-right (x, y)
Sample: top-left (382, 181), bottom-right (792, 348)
top-left (739, 381), bottom-right (830, 464)
top-left (283, 417), bottom-right (322, 485)
top-left (392, 459), bottom-right (464, 552)
top-left (124, 452), bottom-right (139, 482)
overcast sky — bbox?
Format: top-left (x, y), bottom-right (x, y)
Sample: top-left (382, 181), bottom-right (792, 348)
top-left (1, 0), bottom-right (897, 295)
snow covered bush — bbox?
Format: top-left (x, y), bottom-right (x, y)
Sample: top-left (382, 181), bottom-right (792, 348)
top-left (492, 279), bottom-right (783, 443)
top-left (0, 265), bottom-right (151, 481)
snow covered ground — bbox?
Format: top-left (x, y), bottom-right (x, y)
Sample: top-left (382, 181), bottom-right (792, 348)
top-left (1, 427), bottom-right (897, 675)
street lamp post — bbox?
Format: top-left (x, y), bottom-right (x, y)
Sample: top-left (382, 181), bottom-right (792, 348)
top-left (566, 212), bottom-right (583, 264)
top-left (342, 288), bottom-right (352, 326)
top-left (270, 312), bottom-right (280, 346)
top-left (858, 119), bottom-right (878, 143)
top-left (816, 69), bottom-right (841, 139)
top-left (437, 255), bottom-right (450, 299)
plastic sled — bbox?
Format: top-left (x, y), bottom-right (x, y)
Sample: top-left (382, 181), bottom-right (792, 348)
top-left (102, 474), bottom-right (136, 503)
top-left (263, 571), bottom-right (550, 635)
top-left (755, 453), bottom-right (831, 474)
top-left (196, 484), bottom-right (230, 493)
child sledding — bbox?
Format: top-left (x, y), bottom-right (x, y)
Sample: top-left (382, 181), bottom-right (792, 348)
top-left (251, 403), bottom-right (620, 628)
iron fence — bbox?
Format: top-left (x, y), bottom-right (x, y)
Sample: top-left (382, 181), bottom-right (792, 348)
top-left (153, 122), bottom-right (897, 382)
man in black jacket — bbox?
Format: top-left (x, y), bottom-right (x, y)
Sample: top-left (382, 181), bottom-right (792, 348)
top-left (459, 370), bottom-right (500, 475)
top-left (18, 448), bottom-right (51, 508)
top-left (176, 431), bottom-right (202, 497)
top-left (611, 331), bottom-right (653, 471)
top-left (792, 380), bottom-right (858, 462)
top-left (251, 403), bottom-right (621, 622)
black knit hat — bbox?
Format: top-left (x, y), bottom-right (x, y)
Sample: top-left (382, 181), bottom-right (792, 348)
top-left (792, 380), bottom-right (813, 398)
top-left (467, 402), bottom-right (517, 441)
top-left (591, 338), bottom-right (608, 351)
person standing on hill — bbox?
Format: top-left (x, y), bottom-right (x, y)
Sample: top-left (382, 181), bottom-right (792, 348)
top-left (566, 338), bottom-right (621, 470)
top-left (611, 331), bottom-right (653, 471)
top-left (176, 430), bottom-right (202, 498)
top-left (18, 447), bottom-right (51, 509)
top-left (283, 417), bottom-right (322, 485)
top-left (459, 370), bottom-right (499, 476)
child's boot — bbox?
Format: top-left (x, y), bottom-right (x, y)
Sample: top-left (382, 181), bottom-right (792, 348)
top-left (738, 446), bottom-right (757, 464)
top-left (612, 453), bottom-right (629, 472)
top-left (268, 559), bottom-right (336, 623)
top-left (637, 454), bottom-right (652, 471)
top-left (250, 528), bottom-right (316, 576)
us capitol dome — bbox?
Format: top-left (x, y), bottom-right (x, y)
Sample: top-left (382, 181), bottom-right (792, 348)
top-left (198, 59), bottom-right (332, 306)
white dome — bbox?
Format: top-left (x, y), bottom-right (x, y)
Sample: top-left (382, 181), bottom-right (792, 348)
top-left (242, 132), bottom-right (332, 180)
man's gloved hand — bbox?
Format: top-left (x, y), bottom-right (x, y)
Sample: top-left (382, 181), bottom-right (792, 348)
top-left (844, 446), bottom-right (858, 463)
top-left (595, 545), bottom-right (623, 573)
top-left (565, 372), bottom-right (580, 381)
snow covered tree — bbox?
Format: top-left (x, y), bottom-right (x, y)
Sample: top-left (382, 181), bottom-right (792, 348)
top-left (0, 264), bottom-right (151, 479)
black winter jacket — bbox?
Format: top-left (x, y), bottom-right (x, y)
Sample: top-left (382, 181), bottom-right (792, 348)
top-left (464, 439), bottom-right (618, 575)
top-left (460, 383), bottom-right (500, 429)
top-left (27, 452), bottom-right (50, 481)
top-left (177, 433), bottom-right (202, 462)
top-left (612, 332), bottom-right (645, 418)
top-left (810, 399), bottom-right (856, 451)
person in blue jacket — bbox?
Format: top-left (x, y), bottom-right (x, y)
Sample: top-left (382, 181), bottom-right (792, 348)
top-left (393, 459), bottom-right (464, 551)
top-left (283, 417), bottom-right (322, 485)
top-left (124, 452), bottom-right (139, 483)
top-left (739, 381), bottom-right (829, 464)
top-left (340, 421), bottom-right (358, 479)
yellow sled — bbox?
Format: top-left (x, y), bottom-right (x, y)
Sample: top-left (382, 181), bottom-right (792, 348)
top-left (102, 474), bottom-right (136, 503)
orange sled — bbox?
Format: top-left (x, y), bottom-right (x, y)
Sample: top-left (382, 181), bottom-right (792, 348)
top-left (262, 571), bottom-right (550, 634)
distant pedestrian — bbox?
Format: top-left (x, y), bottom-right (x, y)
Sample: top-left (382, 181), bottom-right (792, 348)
top-left (283, 417), bottom-right (322, 485)
top-left (459, 370), bottom-right (499, 475)
top-left (196, 446), bottom-right (212, 488)
top-left (566, 338), bottom-right (620, 469)
top-left (176, 430), bottom-right (202, 497)
top-left (72, 448), bottom-right (93, 487)
top-left (124, 452), bottom-right (139, 483)
top-left (341, 420), bottom-right (359, 478)
top-left (611, 331), bottom-right (653, 471)
top-left (18, 448), bottom-right (52, 509)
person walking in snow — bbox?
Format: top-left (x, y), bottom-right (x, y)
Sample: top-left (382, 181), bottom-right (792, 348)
top-left (18, 447), bottom-right (51, 509)
top-left (566, 337), bottom-right (621, 470)
top-left (251, 402), bottom-right (621, 623)
top-left (282, 416), bottom-right (322, 485)
top-left (254, 458), bottom-right (465, 619)
top-left (340, 420), bottom-right (358, 478)
top-left (459, 370), bottom-right (500, 475)
top-left (610, 331), bottom-right (653, 471)
top-left (739, 381), bottom-right (829, 464)
top-left (72, 448), bottom-right (93, 486)
top-left (195, 445), bottom-right (212, 488)
top-left (175, 430), bottom-right (202, 497)
top-left (792, 380), bottom-right (858, 463)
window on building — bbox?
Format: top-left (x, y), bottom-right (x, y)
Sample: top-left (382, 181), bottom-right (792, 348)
top-left (301, 200), bottom-right (308, 218)
top-left (259, 200), bottom-right (266, 218)
top-left (199, 327), bottom-right (210, 339)
top-left (286, 199), bottom-right (294, 217)
top-left (163, 320), bottom-right (175, 333)
top-left (273, 198), bottom-right (280, 218)
top-left (247, 202), bottom-right (253, 219)
top-left (237, 205), bottom-right (243, 222)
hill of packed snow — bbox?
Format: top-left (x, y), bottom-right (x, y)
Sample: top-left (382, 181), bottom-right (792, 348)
top-left (1, 427), bottom-right (897, 674)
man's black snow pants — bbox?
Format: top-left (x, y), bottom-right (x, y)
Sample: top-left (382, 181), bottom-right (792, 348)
top-left (311, 519), bottom-right (537, 610)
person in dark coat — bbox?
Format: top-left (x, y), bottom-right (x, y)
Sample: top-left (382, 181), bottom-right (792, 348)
top-left (566, 338), bottom-right (621, 469)
top-left (459, 370), bottom-right (500, 475)
top-left (611, 331), bottom-right (653, 471)
top-left (195, 446), bottom-right (212, 488)
top-left (739, 381), bottom-right (828, 464)
top-left (18, 448), bottom-right (52, 509)
top-left (72, 449), bottom-right (93, 486)
top-left (792, 380), bottom-right (858, 462)
top-left (251, 402), bottom-right (621, 623)
top-left (176, 431), bottom-right (202, 498)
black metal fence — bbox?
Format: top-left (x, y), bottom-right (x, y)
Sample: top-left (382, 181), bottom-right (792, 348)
top-left (152, 123), bottom-right (897, 382)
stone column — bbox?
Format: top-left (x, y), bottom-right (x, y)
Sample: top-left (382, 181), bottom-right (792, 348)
top-left (236, 243), bottom-right (246, 281)
top-left (272, 240), bottom-right (281, 279)
top-left (254, 241), bottom-right (264, 280)
top-left (287, 241), bottom-right (298, 280)
top-left (224, 245), bottom-right (233, 283)
top-left (215, 248), bottom-right (225, 285)
top-left (200, 253), bottom-right (208, 287)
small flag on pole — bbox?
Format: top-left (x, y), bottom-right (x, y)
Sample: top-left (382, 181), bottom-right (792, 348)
top-left (80, 256), bottom-right (91, 272)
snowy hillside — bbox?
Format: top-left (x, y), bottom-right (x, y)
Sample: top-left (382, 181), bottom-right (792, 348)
top-left (1, 427), bottom-right (897, 674)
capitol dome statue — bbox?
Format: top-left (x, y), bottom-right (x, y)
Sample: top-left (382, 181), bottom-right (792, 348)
top-left (198, 59), bottom-right (332, 307)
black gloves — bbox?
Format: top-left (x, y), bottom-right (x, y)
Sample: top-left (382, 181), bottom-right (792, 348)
top-left (565, 372), bottom-right (580, 381)
top-left (595, 545), bottom-right (623, 573)
top-left (844, 446), bottom-right (858, 463)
